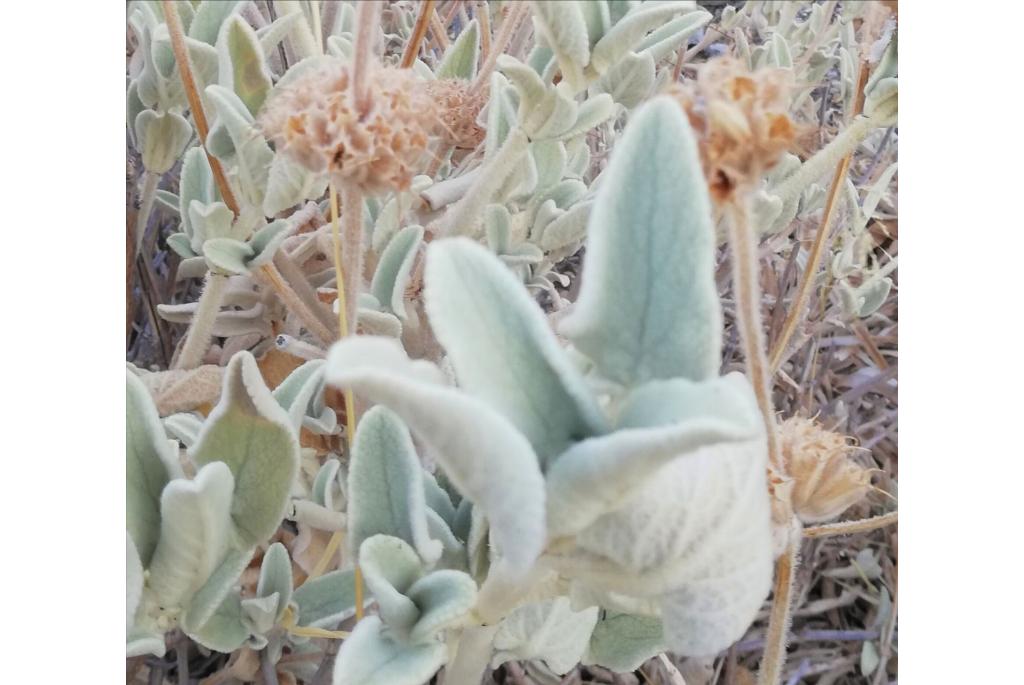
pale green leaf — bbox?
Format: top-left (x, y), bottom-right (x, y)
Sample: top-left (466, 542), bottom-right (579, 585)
top-left (127, 370), bottom-right (182, 566)
top-left (293, 568), bottom-right (361, 628)
top-left (179, 147), bottom-right (216, 250)
top-left (257, 542), bottom-right (293, 621)
top-left (425, 238), bottom-right (606, 464)
top-left (189, 592), bottom-right (250, 653)
top-left (492, 598), bottom-right (599, 675)
top-left (264, 153), bottom-right (328, 217)
top-left (358, 535), bottom-right (423, 636)
top-left (331, 616), bottom-right (446, 685)
top-left (594, 50), bottom-right (654, 108)
top-left (637, 10), bottom-right (712, 62)
top-left (184, 547), bottom-right (256, 632)
top-left (148, 462), bottom-right (235, 609)
top-left (136, 109), bottom-right (193, 174)
top-left (192, 351), bottom-right (300, 547)
top-left (189, 0), bottom-right (243, 44)
top-left (545, 374), bottom-right (763, 538)
top-left (218, 15), bottom-right (272, 115)
top-left (349, 406), bottom-right (443, 564)
top-left (530, 1), bottom-right (590, 92)
top-left (590, 1), bottom-right (694, 74)
top-left (559, 97), bottom-right (720, 387)
top-left (203, 237), bottom-right (255, 275)
top-left (436, 19), bottom-right (479, 80)
top-left (406, 570), bottom-right (478, 643)
top-left (370, 225), bottom-right (423, 320)
top-left (325, 337), bottom-right (546, 575)
top-left (204, 84), bottom-right (274, 208)
top-left (584, 613), bottom-right (664, 672)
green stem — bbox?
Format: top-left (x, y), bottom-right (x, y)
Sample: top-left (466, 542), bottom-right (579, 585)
top-left (174, 271), bottom-right (229, 370)
top-left (340, 185), bottom-right (365, 336)
top-left (439, 126), bottom-right (530, 237)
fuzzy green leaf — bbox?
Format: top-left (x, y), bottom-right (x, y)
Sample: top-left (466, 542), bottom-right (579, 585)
top-left (492, 598), bottom-right (599, 675)
top-left (425, 238), bottom-right (606, 464)
top-left (184, 547), bottom-right (256, 633)
top-left (331, 616), bottom-right (447, 685)
top-left (530, 1), bottom-right (590, 92)
top-left (559, 96), bottom-right (720, 387)
top-left (637, 10), bottom-right (711, 62)
top-left (349, 407), bottom-right (443, 564)
top-left (545, 374), bottom-right (763, 538)
top-left (204, 84), bottom-right (274, 208)
top-left (189, 0), bottom-right (243, 45)
top-left (257, 542), bottom-right (293, 621)
top-left (192, 351), bottom-right (300, 547)
top-left (325, 337), bottom-right (546, 575)
top-left (591, 1), bottom-right (693, 73)
top-left (593, 50), bottom-right (654, 108)
top-left (218, 15), bottom-right (272, 115)
top-left (135, 109), bottom-right (193, 174)
top-left (203, 238), bottom-right (255, 275)
top-left (127, 371), bottom-right (182, 566)
top-left (189, 592), bottom-right (250, 653)
top-left (264, 153), bottom-right (328, 217)
top-left (436, 18), bottom-right (479, 79)
top-left (584, 613), bottom-right (665, 672)
top-left (293, 568), bottom-right (361, 628)
top-left (371, 225), bottom-right (423, 320)
top-left (359, 535), bottom-right (423, 636)
top-left (148, 462), bottom-right (236, 609)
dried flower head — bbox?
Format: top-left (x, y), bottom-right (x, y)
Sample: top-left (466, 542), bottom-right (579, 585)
top-left (668, 58), bottom-right (797, 204)
top-left (779, 417), bottom-right (873, 524)
top-left (425, 79), bottom-right (486, 150)
top-left (260, 59), bottom-right (439, 194)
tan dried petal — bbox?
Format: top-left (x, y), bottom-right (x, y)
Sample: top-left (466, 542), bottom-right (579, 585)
top-left (666, 57), bottom-right (799, 204)
top-left (260, 60), bottom-right (440, 194)
top-left (779, 417), bottom-right (873, 524)
top-left (425, 78), bottom-right (487, 149)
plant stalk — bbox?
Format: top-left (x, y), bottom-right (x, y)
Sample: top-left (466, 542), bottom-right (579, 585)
top-left (802, 511), bottom-right (897, 539)
top-left (161, 0), bottom-right (239, 216)
top-left (257, 263), bottom-right (336, 345)
top-left (401, 0), bottom-right (436, 68)
top-left (725, 201), bottom-right (783, 474)
top-left (439, 126), bottom-right (530, 237)
top-left (470, 1), bottom-right (529, 95)
top-left (757, 518), bottom-right (803, 685)
top-left (273, 250), bottom-right (338, 334)
top-left (174, 271), bottom-right (229, 370)
top-left (134, 171), bottom-right (160, 257)
top-left (351, 0), bottom-right (382, 115)
top-left (768, 148), bottom-right (853, 373)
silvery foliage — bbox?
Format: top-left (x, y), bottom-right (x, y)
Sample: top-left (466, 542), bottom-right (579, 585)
top-left (322, 97), bottom-right (773, 685)
top-left (738, 1), bottom-right (899, 238)
top-left (127, 351), bottom-right (301, 656)
top-left (127, 1), bottom-right (894, 680)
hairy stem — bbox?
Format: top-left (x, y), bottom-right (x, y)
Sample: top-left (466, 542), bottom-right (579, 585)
top-left (174, 271), bottom-right (229, 370)
top-left (401, 0), bottom-right (436, 68)
top-left (443, 625), bottom-right (500, 685)
top-left (725, 201), bottom-right (783, 474)
top-left (273, 250), bottom-right (338, 336)
top-left (476, 0), bottom-right (491, 61)
top-left (352, 0), bottom-right (382, 115)
top-left (470, 1), bottom-right (529, 95)
top-left (768, 147), bottom-right (853, 372)
top-left (257, 262), bottom-right (336, 345)
top-left (758, 518), bottom-right (803, 685)
top-left (161, 0), bottom-right (239, 216)
top-left (769, 62), bottom-right (870, 370)
top-left (328, 184), bottom-right (363, 620)
top-left (802, 511), bottom-right (897, 539)
top-left (439, 126), bottom-right (530, 237)
top-left (134, 171), bottom-right (160, 257)
top-left (429, 4), bottom-right (451, 50)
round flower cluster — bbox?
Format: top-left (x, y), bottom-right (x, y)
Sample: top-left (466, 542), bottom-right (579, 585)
top-left (424, 79), bottom-right (486, 150)
top-left (778, 416), bottom-right (873, 524)
top-left (260, 59), bottom-right (439, 194)
top-left (669, 58), bottom-right (797, 204)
